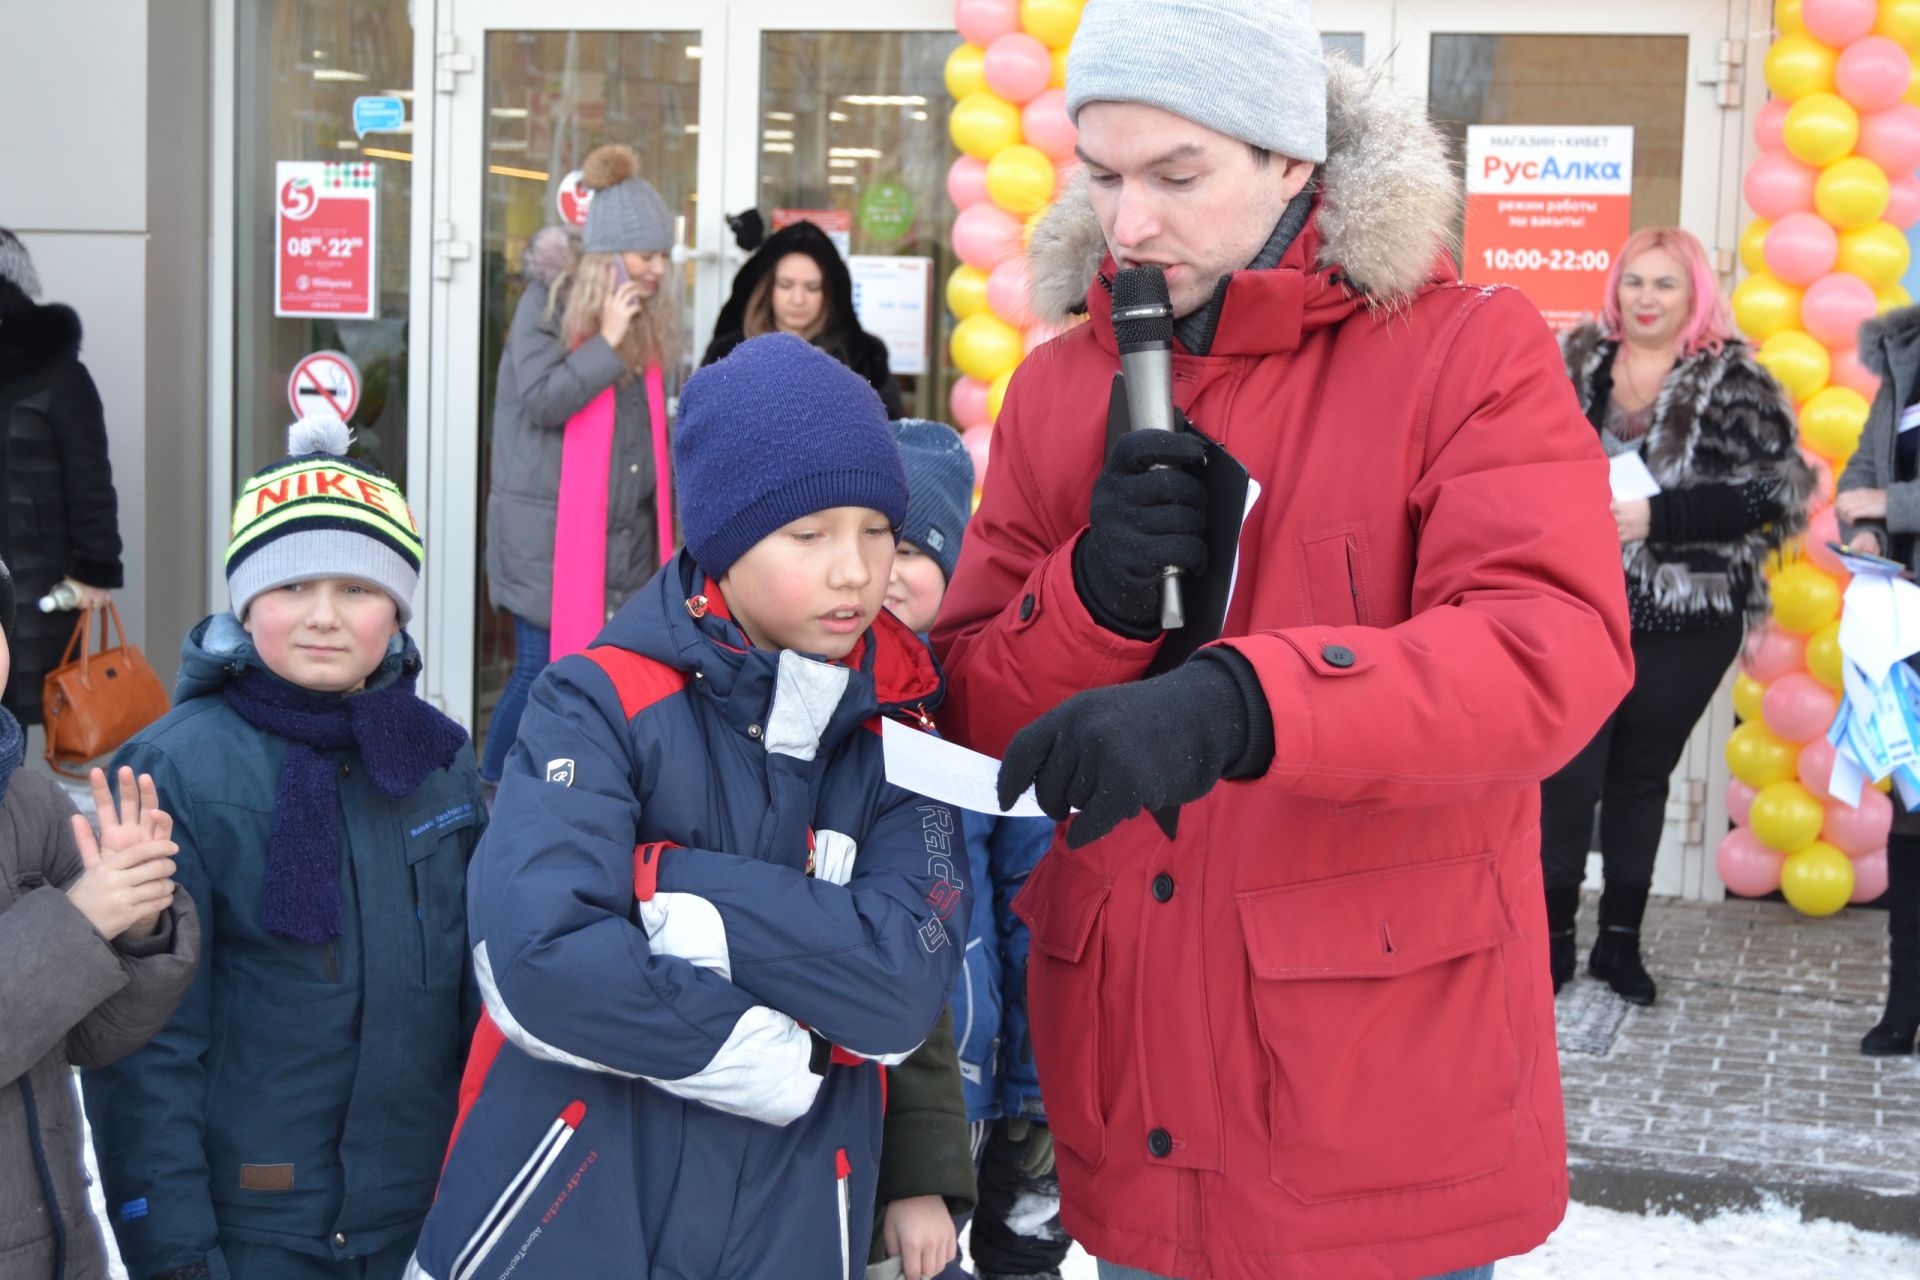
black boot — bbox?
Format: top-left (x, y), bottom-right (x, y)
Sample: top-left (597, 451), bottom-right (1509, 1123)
top-left (1588, 882), bottom-right (1656, 1005)
top-left (1863, 846), bottom-right (1920, 1055)
top-left (1546, 886), bottom-right (1580, 994)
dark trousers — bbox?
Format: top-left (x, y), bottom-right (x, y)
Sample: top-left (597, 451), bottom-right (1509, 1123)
top-left (1541, 622), bottom-right (1744, 891)
top-left (932, 1117), bottom-right (1070, 1279)
top-left (479, 613), bottom-right (550, 782)
top-left (1885, 830), bottom-right (1920, 973)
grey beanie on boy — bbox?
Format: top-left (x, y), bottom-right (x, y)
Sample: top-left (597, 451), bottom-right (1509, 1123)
top-left (580, 144), bottom-right (675, 255)
top-left (1067, 0), bottom-right (1329, 164)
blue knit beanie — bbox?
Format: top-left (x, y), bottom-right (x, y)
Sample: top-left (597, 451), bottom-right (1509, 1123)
top-left (674, 333), bottom-right (908, 578)
top-left (893, 419), bottom-right (974, 584)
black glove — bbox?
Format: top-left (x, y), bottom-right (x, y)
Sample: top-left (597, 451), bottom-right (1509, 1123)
top-left (998, 650), bottom-right (1275, 848)
top-left (1072, 427), bottom-right (1210, 638)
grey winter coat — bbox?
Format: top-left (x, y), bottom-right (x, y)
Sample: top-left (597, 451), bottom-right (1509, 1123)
top-left (1838, 304), bottom-right (1920, 573)
top-left (1, 768), bottom-right (198, 1280)
top-left (485, 227), bottom-right (663, 629)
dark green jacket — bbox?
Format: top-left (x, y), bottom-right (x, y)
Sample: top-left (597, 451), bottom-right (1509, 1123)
top-left (868, 1006), bottom-right (977, 1265)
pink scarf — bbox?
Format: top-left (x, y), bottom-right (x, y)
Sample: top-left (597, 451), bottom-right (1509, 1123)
top-left (550, 363), bottom-right (673, 659)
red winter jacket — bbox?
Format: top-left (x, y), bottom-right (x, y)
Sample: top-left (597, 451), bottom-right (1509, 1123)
top-left (932, 65), bottom-right (1633, 1280)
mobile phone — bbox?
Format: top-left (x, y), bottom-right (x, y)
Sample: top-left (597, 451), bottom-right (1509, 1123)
top-left (1828, 540), bottom-right (1913, 577)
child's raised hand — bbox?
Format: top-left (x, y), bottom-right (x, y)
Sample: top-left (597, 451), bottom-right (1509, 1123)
top-left (88, 766), bottom-right (173, 856)
top-left (882, 1195), bottom-right (957, 1280)
top-left (67, 770), bottom-right (179, 941)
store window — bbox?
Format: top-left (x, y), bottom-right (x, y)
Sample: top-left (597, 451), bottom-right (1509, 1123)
top-left (756, 31), bottom-right (957, 420)
top-left (234, 0), bottom-right (416, 488)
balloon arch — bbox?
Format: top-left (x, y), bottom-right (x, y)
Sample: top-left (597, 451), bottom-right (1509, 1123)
top-left (1725, 0), bottom-right (1920, 915)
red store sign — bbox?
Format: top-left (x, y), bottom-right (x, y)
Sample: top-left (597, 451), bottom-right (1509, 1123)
top-left (275, 161), bottom-right (379, 320)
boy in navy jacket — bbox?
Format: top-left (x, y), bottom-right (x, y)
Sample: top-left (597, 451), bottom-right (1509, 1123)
top-left (410, 334), bottom-right (967, 1280)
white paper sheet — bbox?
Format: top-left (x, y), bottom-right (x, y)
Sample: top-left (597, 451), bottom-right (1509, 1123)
top-left (1608, 451), bottom-right (1663, 501)
top-left (1223, 479), bottom-right (1263, 619)
top-left (881, 718), bottom-right (1048, 818)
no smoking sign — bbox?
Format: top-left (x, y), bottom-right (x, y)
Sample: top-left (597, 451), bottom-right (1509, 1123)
top-left (288, 350), bottom-right (362, 422)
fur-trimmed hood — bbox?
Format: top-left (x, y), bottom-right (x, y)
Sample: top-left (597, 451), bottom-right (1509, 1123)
top-left (1029, 58), bottom-right (1461, 322)
top-left (521, 224), bottom-right (581, 290)
top-left (0, 283), bottom-right (81, 385)
top-left (1859, 302), bottom-right (1920, 378)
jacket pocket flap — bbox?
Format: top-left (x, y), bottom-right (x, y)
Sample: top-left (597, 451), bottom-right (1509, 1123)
top-left (1015, 854), bottom-right (1111, 964)
top-left (404, 798), bottom-right (483, 862)
top-left (1237, 855), bottom-right (1515, 980)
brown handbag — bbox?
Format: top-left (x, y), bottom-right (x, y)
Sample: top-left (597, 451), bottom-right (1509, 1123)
top-left (41, 602), bottom-right (171, 779)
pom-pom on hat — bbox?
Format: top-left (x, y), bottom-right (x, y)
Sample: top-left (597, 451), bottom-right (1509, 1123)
top-left (226, 416), bottom-right (425, 624)
top-left (581, 143), bottom-right (675, 256)
top-left (673, 333), bottom-right (908, 579)
top-left (892, 419), bottom-right (975, 585)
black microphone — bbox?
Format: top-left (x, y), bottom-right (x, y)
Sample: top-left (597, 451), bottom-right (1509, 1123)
top-left (1111, 265), bottom-right (1184, 629)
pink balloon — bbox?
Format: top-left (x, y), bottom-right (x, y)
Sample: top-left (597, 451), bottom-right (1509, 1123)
top-left (1021, 89), bottom-right (1078, 162)
top-left (1849, 846), bottom-right (1890, 901)
top-left (949, 376), bottom-right (990, 430)
top-left (1798, 737), bottom-right (1838, 793)
top-left (1764, 212), bottom-right (1841, 285)
top-left (947, 155), bottom-right (990, 210)
top-left (983, 32), bottom-right (1052, 104)
top-left (986, 257), bottom-right (1034, 327)
top-left (1740, 624), bottom-right (1808, 683)
top-left (951, 202), bottom-right (1022, 271)
top-left (1855, 104), bottom-right (1920, 175)
top-left (1756, 98), bottom-right (1790, 154)
top-left (1802, 0), bottom-right (1878, 46)
top-left (1745, 153), bottom-right (1819, 221)
top-left (1803, 448), bottom-right (1838, 507)
top-left (1805, 506), bottom-right (1847, 574)
top-left (1836, 36), bottom-right (1914, 114)
top-left (1763, 672), bottom-right (1841, 743)
top-left (1823, 786), bottom-right (1894, 855)
top-left (1802, 272), bottom-right (1880, 347)
top-left (1887, 174), bottom-right (1920, 231)
top-left (1718, 826), bottom-right (1787, 898)
top-left (1829, 344), bottom-right (1884, 398)
top-left (961, 423), bottom-right (994, 476)
top-left (954, 0), bottom-right (1020, 47)
top-left (1727, 777), bottom-right (1760, 826)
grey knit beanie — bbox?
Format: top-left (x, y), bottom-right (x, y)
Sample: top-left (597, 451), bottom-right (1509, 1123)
top-left (579, 144), bottom-right (674, 255)
top-left (893, 419), bottom-right (974, 585)
top-left (1067, 0), bottom-right (1329, 164)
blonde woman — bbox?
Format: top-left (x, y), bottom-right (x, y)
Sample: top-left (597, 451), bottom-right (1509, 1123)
top-left (483, 144), bottom-right (680, 788)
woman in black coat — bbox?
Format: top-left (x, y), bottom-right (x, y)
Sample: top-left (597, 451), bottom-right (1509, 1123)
top-left (702, 219), bottom-right (905, 418)
top-left (0, 228), bottom-right (124, 726)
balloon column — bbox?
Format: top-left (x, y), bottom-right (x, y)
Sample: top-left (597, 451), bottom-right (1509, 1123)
top-left (1723, 0), bottom-right (1920, 914)
top-left (947, 0), bottom-right (1085, 505)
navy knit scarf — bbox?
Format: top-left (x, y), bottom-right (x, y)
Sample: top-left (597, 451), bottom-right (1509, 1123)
top-left (0, 706), bottom-right (23, 807)
top-left (222, 665), bottom-right (467, 944)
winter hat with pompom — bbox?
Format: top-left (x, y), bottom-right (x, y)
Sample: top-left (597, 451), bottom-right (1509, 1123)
top-left (581, 143), bottom-right (674, 256)
top-left (226, 416), bottom-right (425, 624)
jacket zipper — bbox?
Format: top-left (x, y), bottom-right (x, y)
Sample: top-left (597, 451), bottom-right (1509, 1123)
top-left (323, 941), bottom-right (339, 983)
top-left (835, 1147), bottom-right (852, 1280)
top-left (450, 1100), bottom-right (587, 1280)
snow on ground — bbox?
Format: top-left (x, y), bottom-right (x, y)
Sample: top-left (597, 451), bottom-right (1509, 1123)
top-left (1049, 1199), bottom-right (1920, 1279)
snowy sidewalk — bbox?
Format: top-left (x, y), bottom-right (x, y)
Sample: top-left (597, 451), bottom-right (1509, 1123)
top-left (1555, 893), bottom-right (1920, 1235)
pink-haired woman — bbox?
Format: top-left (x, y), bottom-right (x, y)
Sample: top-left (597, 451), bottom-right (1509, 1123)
top-left (1543, 227), bottom-right (1812, 1004)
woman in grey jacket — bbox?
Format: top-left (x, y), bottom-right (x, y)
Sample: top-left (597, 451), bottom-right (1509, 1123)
top-left (482, 144), bottom-right (679, 785)
top-left (0, 554), bottom-right (199, 1278)
top-left (1835, 303), bottom-right (1920, 1057)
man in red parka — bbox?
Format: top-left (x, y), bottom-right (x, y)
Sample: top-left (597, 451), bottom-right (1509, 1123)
top-left (931, 3), bottom-right (1635, 1279)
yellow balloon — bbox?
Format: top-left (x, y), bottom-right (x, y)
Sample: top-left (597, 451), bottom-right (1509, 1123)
top-left (1750, 780), bottom-right (1826, 852)
top-left (1877, 0), bottom-right (1920, 52)
top-left (1765, 32), bottom-right (1838, 101)
top-left (950, 312), bottom-right (1024, 383)
top-left (988, 367), bottom-right (1015, 423)
top-left (1775, 0), bottom-right (1804, 38)
top-left (1733, 672), bottom-right (1769, 723)
top-left (1727, 721), bottom-right (1800, 788)
top-left (1879, 282), bottom-right (1914, 314)
top-left (1909, 68), bottom-right (1920, 108)
top-left (1805, 620), bottom-right (1844, 693)
top-left (1757, 329), bottom-right (1831, 402)
top-left (1780, 840), bottom-right (1854, 916)
top-left (949, 91), bottom-right (1024, 161)
top-left (1799, 385), bottom-right (1870, 461)
top-left (1815, 156), bottom-right (1892, 230)
top-left (1740, 219), bottom-right (1773, 276)
top-left (1770, 561), bottom-right (1843, 633)
top-left (945, 42), bottom-right (988, 100)
top-left (1021, 0), bottom-right (1084, 49)
top-left (986, 144), bottom-right (1057, 217)
top-left (1783, 93), bottom-right (1861, 167)
top-left (1761, 543), bottom-right (1800, 581)
top-left (1835, 222), bottom-right (1912, 289)
top-left (1732, 272), bottom-right (1806, 342)
top-left (946, 264), bottom-right (991, 320)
